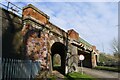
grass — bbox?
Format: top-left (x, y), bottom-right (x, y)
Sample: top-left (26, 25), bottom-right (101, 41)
top-left (48, 75), bottom-right (57, 80)
top-left (66, 72), bottom-right (96, 80)
top-left (36, 72), bottom-right (96, 80)
top-left (47, 73), bottom-right (68, 80)
top-left (94, 66), bottom-right (120, 72)
top-left (47, 72), bottom-right (96, 80)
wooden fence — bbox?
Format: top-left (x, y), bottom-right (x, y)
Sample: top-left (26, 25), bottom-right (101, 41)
top-left (2, 58), bottom-right (41, 79)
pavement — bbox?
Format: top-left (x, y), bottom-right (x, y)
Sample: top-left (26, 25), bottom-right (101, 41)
top-left (78, 67), bottom-right (120, 79)
top-left (52, 70), bottom-right (65, 78)
top-left (35, 70), bottom-right (65, 79)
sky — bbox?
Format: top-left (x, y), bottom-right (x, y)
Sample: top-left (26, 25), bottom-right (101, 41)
top-left (1, 0), bottom-right (119, 54)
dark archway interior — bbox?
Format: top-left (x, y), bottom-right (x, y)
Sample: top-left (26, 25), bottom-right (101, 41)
top-left (95, 55), bottom-right (98, 65)
top-left (78, 50), bottom-right (92, 68)
top-left (51, 42), bottom-right (66, 75)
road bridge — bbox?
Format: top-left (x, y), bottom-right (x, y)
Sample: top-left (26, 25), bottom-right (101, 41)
top-left (2, 3), bottom-right (99, 76)
top-left (21, 4), bottom-right (99, 74)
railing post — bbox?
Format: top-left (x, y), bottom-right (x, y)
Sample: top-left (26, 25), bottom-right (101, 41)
top-left (12, 59), bottom-right (15, 78)
top-left (21, 60), bottom-right (23, 78)
top-left (10, 59), bottom-right (12, 79)
top-left (5, 58), bottom-right (8, 79)
top-left (7, 58), bottom-right (10, 79)
top-left (18, 60), bottom-right (20, 78)
top-left (14, 59), bottom-right (16, 78)
top-left (17, 60), bottom-right (19, 78)
top-left (30, 60), bottom-right (31, 79)
top-left (2, 58), bottom-right (5, 79)
top-left (15, 60), bottom-right (18, 78)
top-left (7, 2), bottom-right (10, 10)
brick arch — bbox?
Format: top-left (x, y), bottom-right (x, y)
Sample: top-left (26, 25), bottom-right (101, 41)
top-left (51, 42), bottom-right (67, 75)
top-left (49, 35), bottom-right (62, 44)
top-left (78, 50), bottom-right (92, 68)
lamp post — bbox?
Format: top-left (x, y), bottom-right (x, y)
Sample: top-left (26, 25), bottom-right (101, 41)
top-left (79, 54), bottom-right (85, 75)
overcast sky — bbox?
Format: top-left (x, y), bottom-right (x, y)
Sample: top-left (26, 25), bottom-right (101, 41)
top-left (1, 0), bottom-right (118, 54)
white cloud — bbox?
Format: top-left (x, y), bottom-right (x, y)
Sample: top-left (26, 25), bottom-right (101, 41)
top-left (41, 2), bottom-right (118, 54)
top-left (1, 0), bottom-right (119, 2)
top-left (1, 1), bottom-right (117, 54)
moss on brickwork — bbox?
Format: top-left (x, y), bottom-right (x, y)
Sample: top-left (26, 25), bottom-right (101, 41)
top-left (2, 8), bottom-right (24, 59)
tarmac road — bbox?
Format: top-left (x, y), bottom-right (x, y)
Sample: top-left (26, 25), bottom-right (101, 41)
top-left (78, 67), bottom-right (119, 79)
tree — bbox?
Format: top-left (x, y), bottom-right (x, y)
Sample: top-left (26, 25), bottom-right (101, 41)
top-left (111, 38), bottom-right (120, 59)
top-left (98, 52), bottom-right (116, 66)
top-left (111, 38), bottom-right (118, 54)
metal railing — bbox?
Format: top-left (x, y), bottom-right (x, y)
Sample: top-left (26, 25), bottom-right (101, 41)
top-left (0, 1), bottom-right (22, 16)
top-left (2, 58), bottom-right (41, 79)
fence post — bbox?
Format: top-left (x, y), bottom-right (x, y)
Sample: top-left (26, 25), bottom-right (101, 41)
top-left (20, 60), bottom-right (23, 78)
top-left (12, 59), bottom-right (15, 78)
top-left (18, 60), bottom-right (20, 78)
top-left (9, 58), bottom-right (12, 79)
top-left (30, 60), bottom-right (32, 79)
top-left (5, 58), bottom-right (8, 79)
top-left (7, 58), bottom-right (9, 79)
top-left (14, 59), bottom-right (16, 78)
top-left (15, 59), bottom-right (18, 78)
top-left (2, 58), bottom-right (5, 79)
top-left (11, 59), bottom-right (13, 78)
top-left (10, 59), bottom-right (13, 79)
top-left (7, 58), bottom-right (10, 79)
top-left (28, 60), bottom-right (31, 79)
top-left (24, 60), bottom-right (27, 79)
top-left (4, 58), bottom-right (7, 79)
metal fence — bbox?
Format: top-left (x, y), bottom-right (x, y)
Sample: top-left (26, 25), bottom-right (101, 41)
top-left (2, 58), bottom-right (41, 79)
top-left (0, 1), bottom-right (22, 16)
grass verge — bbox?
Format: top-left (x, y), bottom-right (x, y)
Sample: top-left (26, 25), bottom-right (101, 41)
top-left (94, 66), bottom-right (120, 72)
top-left (66, 72), bottom-right (96, 80)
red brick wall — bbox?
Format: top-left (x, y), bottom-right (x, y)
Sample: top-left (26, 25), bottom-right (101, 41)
top-left (68, 29), bottom-right (79, 41)
top-left (91, 46), bottom-right (96, 50)
top-left (23, 8), bottom-right (48, 25)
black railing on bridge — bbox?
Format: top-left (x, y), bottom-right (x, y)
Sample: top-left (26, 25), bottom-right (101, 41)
top-left (0, 1), bottom-right (22, 16)
top-left (2, 58), bottom-right (41, 79)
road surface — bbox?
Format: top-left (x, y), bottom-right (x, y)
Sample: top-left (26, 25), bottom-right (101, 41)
top-left (78, 67), bottom-right (119, 79)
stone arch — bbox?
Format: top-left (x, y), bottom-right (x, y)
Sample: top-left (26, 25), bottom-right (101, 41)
top-left (78, 50), bottom-right (92, 68)
top-left (51, 42), bottom-right (67, 74)
top-left (95, 54), bottom-right (98, 66)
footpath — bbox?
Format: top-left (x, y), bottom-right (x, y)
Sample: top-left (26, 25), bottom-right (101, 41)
top-left (35, 70), bottom-right (65, 79)
top-left (78, 67), bottom-right (119, 79)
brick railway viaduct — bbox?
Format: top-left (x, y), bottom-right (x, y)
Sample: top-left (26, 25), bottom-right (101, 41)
top-left (2, 4), bottom-right (99, 75)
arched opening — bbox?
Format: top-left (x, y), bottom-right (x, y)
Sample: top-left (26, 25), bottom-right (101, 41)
top-left (78, 50), bottom-right (92, 68)
top-left (95, 55), bottom-right (98, 65)
top-left (53, 54), bottom-right (61, 67)
top-left (51, 42), bottom-right (67, 75)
